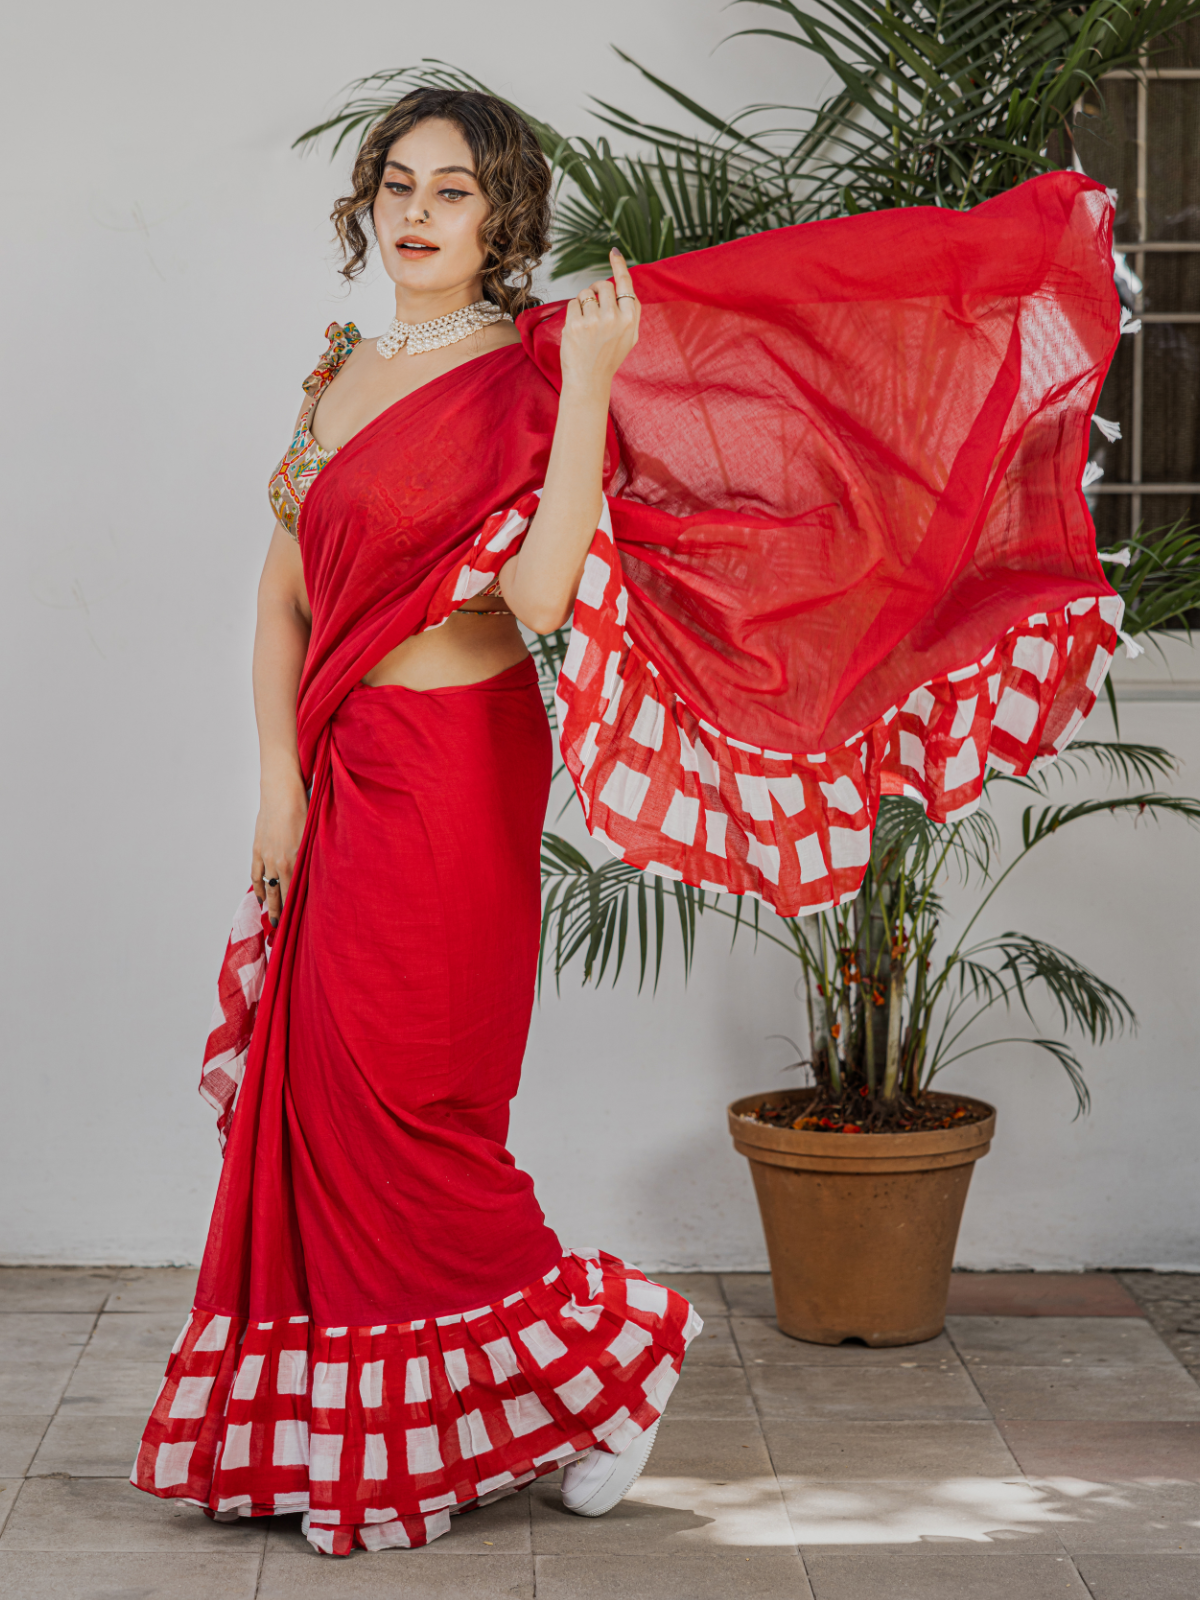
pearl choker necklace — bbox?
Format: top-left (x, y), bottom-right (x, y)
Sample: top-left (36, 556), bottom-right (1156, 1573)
top-left (376, 299), bottom-right (511, 359)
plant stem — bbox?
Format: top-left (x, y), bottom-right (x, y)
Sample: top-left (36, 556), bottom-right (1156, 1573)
top-left (882, 953), bottom-right (905, 1102)
top-left (802, 961), bottom-right (817, 1072)
top-left (817, 916), bottom-right (843, 1095)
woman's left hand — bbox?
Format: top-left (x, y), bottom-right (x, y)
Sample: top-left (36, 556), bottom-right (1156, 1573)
top-left (558, 248), bottom-right (640, 398)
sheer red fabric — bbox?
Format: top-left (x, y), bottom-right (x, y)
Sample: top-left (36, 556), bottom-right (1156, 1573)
top-left (138, 171), bottom-right (1123, 1551)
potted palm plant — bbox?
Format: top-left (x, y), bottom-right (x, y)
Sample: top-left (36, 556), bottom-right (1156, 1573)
top-left (537, 700), bottom-right (1199, 1344)
top-left (301, 0), bottom-right (1200, 1343)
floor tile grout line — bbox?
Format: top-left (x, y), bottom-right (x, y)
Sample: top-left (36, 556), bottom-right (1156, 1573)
top-left (1074, 1551), bottom-right (1101, 1597)
top-left (252, 1515), bottom-right (268, 1597)
top-left (20, 1306), bottom-right (103, 1483)
top-left (725, 1301), bottom-right (816, 1592)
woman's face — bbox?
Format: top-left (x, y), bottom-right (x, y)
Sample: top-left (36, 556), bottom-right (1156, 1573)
top-left (372, 118), bottom-right (490, 302)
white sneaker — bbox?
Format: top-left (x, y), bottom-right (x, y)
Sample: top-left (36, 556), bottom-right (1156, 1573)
top-left (561, 1419), bottom-right (660, 1517)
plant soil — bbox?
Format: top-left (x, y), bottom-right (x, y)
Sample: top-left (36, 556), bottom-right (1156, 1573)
top-left (746, 1085), bottom-right (990, 1135)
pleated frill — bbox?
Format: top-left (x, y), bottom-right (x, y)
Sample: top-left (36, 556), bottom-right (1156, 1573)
top-left (133, 1249), bottom-right (701, 1555)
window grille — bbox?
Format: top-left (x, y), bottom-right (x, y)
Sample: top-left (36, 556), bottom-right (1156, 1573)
top-left (1074, 21), bottom-right (1200, 544)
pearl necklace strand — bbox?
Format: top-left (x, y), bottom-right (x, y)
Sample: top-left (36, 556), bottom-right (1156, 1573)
top-left (376, 299), bottom-right (511, 359)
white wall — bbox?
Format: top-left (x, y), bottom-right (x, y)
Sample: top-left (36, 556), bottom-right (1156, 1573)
top-left (1, 1), bottom-right (1196, 1272)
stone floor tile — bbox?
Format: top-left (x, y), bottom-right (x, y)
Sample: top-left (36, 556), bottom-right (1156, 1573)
top-left (0, 1419), bottom-right (51, 1477)
top-left (534, 1550), bottom-right (814, 1598)
top-left (530, 1467), bottom-right (796, 1553)
top-left (762, 1419), bottom-right (1020, 1479)
top-left (84, 1311), bottom-right (185, 1362)
top-left (970, 1365), bottom-right (1200, 1422)
top-left (650, 1418), bottom-right (775, 1478)
top-left (0, 1314), bottom-right (95, 1365)
top-left (0, 1367), bottom-right (79, 1416)
top-left (0, 1475), bottom-right (265, 1551)
top-left (999, 1421), bottom-right (1200, 1481)
top-left (0, 1269), bottom-right (122, 1315)
top-left (947, 1316), bottom-right (1181, 1368)
top-left (746, 1363), bottom-right (988, 1422)
top-left (653, 1274), bottom-right (728, 1317)
top-left (782, 1477), bottom-right (1069, 1550)
top-left (0, 1549), bottom-right (262, 1598)
top-left (681, 1317), bottom-right (741, 1367)
top-left (805, 1550), bottom-right (1091, 1597)
top-left (28, 1412), bottom-right (145, 1476)
top-left (264, 1493), bottom-right (532, 1555)
top-left (947, 1273), bottom-right (1143, 1318)
top-left (1042, 1480), bottom-right (1200, 1553)
top-left (735, 1319), bottom-right (959, 1367)
top-left (0, 1481), bottom-right (20, 1537)
top-left (1120, 1275), bottom-right (1200, 1380)
top-left (720, 1274), bottom-right (776, 1318)
top-left (102, 1269), bottom-right (200, 1315)
top-left (1118, 1275), bottom-right (1200, 1307)
top-left (258, 1549), bottom-right (535, 1596)
top-left (1076, 1553), bottom-right (1200, 1599)
top-left (665, 1365), bottom-right (757, 1420)
top-left (56, 1358), bottom-right (166, 1416)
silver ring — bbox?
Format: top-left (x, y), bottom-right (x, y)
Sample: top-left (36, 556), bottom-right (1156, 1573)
top-left (265, 877), bottom-right (280, 888)
top-left (616, 294), bottom-right (638, 302)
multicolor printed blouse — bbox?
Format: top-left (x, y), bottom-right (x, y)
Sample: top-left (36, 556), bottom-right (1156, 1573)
top-left (268, 322), bottom-right (362, 538)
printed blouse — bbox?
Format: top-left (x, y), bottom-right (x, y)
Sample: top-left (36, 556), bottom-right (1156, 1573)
top-left (268, 322), bottom-right (361, 538)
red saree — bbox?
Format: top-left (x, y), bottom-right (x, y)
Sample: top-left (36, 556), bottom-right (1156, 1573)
top-left (135, 172), bottom-right (1123, 1553)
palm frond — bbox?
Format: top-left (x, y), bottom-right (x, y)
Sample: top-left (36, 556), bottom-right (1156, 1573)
top-left (1020, 792), bottom-right (1200, 850)
top-left (959, 933), bottom-right (1135, 1043)
top-left (871, 793), bottom-right (999, 884)
top-left (728, 0), bottom-right (1200, 215)
top-left (1031, 741), bottom-right (1179, 790)
top-left (293, 62), bottom-right (543, 157)
top-left (1111, 520), bottom-right (1200, 642)
top-left (937, 1035), bottom-right (1092, 1116)
top-left (539, 833), bottom-right (705, 993)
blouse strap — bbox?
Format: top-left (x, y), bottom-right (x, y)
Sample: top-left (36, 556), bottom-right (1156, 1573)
top-left (301, 321), bottom-right (362, 399)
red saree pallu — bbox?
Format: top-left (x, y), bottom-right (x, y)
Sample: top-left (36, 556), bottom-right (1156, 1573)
top-left (135, 171), bottom-right (1124, 1552)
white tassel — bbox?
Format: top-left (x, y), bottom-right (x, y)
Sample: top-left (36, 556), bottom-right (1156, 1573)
top-left (1098, 548), bottom-right (1132, 566)
top-left (1092, 415), bottom-right (1122, 443)
top-left (1082, 461), bottom-right (1104, 489)
top-left (1119, 305), bottom-right (1143, 336)
top-left (1106, 186), bottom-right (1119, 208)
top-left (1119, 629), bottom-right (1145, 659)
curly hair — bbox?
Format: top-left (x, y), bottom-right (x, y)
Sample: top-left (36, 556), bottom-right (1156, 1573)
top-left (331, 89), bottom-right (552, 317)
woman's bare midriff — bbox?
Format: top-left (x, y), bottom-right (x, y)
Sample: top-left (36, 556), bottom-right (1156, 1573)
top-left (360, 608), bottom-right (530, 690)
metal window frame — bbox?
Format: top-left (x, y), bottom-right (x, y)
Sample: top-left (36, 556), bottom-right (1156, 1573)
top-left (1089, 60), bottom-right (1200, 531)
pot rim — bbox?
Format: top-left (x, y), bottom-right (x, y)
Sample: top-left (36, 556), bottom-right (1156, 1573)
top-left (728, 1087), bottom-right (996, 1164)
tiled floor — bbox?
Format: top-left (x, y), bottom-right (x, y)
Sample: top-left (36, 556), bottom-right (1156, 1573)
top-left (1, 1267), bottom-right (1198, 1598)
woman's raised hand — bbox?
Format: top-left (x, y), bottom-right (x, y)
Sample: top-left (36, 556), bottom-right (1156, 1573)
top-left (559, 248), bottom-right (640, 396)
top-left (251, 774), bottom-right (308, 927)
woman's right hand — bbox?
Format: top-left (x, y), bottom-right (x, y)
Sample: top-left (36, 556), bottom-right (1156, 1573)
top-left (251, 773), bottom-right (308, 926)
top-left (558, 248), bottom-right (640, 398)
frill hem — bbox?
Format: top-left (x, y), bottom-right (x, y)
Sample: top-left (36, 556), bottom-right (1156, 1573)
top-left (132, 1249), bottom-right (700, 1555)
top-left (431, 494), bottom-right (1122, 918)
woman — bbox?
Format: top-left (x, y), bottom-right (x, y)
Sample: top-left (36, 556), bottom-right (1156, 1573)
top-left (134, 88), bottom-right (1123, 1555)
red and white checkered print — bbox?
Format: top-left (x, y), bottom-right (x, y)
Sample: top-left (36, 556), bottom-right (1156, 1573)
top-left (431, 495), bottom-right (1123, 919)
top-left (133, 1250), bottom-right (700, 1556)
top-left (198, 892), bottom-right (269, 1149)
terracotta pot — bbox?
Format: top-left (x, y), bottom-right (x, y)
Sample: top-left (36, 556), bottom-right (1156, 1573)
top-left (728, 1087), bottom-right (996, 1346)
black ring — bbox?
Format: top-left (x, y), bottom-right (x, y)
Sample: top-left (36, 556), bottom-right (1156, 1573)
top-left (265, 877), bottom-right (280, 888)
